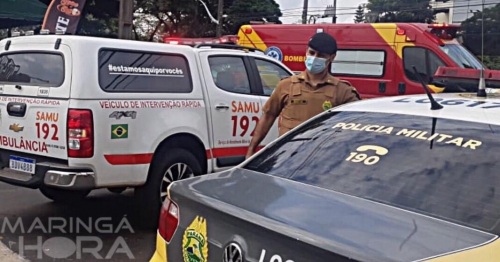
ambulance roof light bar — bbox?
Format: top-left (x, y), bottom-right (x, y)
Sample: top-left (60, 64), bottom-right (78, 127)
top-left (428, 23), bottom-right (460, 41)
top-left (164, 35), bottom-right (239, 46)
top-left (194, 43), bottom-right (263, 54)
top-left (428, 23), bottom-right (460, 29)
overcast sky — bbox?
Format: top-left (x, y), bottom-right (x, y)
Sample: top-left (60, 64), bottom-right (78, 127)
top-left (275, 0), bottom-right (368, 24)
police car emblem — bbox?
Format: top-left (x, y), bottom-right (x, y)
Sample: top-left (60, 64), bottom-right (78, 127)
top-left (264, 46), bottom-right (283, 62)
top-left (182, 216), bottom-right (208, 262)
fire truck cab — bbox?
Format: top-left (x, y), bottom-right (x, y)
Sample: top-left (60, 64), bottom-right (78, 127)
top-left (237, 23), bottom-right (500, 98)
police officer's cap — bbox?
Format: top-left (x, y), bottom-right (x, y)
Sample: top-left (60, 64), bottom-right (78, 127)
top-left (308, 32), bottom-right (338, 55)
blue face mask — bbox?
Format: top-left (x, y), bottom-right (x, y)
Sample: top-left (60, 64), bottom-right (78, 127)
top-left (305, 55), bottom-right (327, 74)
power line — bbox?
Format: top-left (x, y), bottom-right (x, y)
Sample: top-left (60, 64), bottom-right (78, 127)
top-left (277, 0), bottom-right (498, 14)
top-left (223, 1), bottom-right (498, 21)
top-left (174, 1), bottom-right (498, 25)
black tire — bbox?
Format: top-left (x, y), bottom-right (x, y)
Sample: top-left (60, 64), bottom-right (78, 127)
top-left (135, 148), bottom-right (202, 229)
top-left (39, 186), bottom-right (91, 204)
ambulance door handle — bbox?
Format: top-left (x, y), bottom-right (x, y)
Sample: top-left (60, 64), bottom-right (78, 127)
top-left (215, 104), bottom-right (230, 110)
top-left (7, 102), bottom-right (27, 117)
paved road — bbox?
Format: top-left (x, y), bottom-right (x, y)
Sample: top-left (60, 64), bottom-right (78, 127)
top-left (0, 182), bottom-right (156, 261)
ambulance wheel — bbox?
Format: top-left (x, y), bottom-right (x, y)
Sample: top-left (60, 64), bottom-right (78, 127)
top-left (39, 186), bottom-right (91, 203)
top-left (135, 148), bottom-right (202, 229)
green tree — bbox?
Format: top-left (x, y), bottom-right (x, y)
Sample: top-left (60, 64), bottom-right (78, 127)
top-left (354, 4), bottom-right (365, 23)
top-left (460, 3), bottom-right (500, 57)
top-left (366, 0), bottom-right (434, 23)
top-left (482, 56), bottom-right (500, 70)
top-left (134, 0), bottom-right (223, 39)
top-left (225, 0), bottom-right (282, 34)
top-left (136, 0), bottom-right (282, 39)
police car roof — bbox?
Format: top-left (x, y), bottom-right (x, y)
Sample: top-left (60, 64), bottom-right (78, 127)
top-left (334, 93), bottom-right (500, 126)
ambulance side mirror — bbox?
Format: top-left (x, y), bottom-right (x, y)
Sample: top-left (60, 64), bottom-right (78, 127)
top-left (429, 77), bottom-right (446, 88)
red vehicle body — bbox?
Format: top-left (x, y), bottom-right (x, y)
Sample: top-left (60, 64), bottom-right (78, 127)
top-left (236, 23), bottom-right (500, 98)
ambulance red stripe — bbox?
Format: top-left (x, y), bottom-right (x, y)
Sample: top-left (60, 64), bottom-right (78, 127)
top-left (103, 146), bottom-right (265, 165)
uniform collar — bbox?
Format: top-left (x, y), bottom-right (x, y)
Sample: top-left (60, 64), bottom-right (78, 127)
top-left (292, 72), bottom-right (339, 86)
top-left (292, 72), bottom-right (339, 98)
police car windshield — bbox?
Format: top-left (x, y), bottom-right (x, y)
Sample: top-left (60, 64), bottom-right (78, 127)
top-left (440, 44), bottom-right (485, 70)
top-left (244, 111), bottom-right (500, 234)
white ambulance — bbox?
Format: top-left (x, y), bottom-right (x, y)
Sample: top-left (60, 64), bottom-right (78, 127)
top-left (0, 31), bottom-right (292, 225)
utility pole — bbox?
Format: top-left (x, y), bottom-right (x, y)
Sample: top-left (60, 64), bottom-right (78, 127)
top-left (332, 0), bottom-right (337, 23)
top-left (477, 0), bottom-right (486, 97)
top-left (302, 0), bottom-right (309, 24)
top-left (216, 0), bottom-right (224, 37)
top-left (481, 0), bottom-right (484, 64)
top-left (118, 0), bottom-right (134, 39)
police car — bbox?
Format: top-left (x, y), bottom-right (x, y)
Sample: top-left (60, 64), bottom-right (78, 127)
top-left (0, 30), bottom-right (293, 226)
top-left (150, 89), bottom-right (500, 261)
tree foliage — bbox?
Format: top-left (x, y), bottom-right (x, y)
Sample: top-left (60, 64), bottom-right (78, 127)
top-left (460, 3), bottom-right (500, 56)
top-left (135, 0), bottom-right (281, 39)
top-left (225, 0), bottom-right (282, 34)
top-left (482, 56), bottom-right (500, 69)
top-left (135, 0), bottom-right (204, 39)
top-left (35, 0), bottom-right (281, 39)
top-left (354, 4), bottom-right (365, 23)
top-left (366, 0), bottom-right (434, 23)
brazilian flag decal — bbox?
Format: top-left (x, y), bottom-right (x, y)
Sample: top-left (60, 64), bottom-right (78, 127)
top-left (111, 124), bottom-right (128, 139)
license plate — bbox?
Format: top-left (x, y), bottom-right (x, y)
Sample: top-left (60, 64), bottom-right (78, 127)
top-left (9, 156), bottom-right (36, 174)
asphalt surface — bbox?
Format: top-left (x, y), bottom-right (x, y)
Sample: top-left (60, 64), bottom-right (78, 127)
top-left (0, 182), bottom-right (156, 261)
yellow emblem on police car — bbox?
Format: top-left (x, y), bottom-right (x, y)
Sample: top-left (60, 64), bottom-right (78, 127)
top-left (182, 216), bottom-right (208, 262)
top-left (322, 100), bottom-right (332, 111)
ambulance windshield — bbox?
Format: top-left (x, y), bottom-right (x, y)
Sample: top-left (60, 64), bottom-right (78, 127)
top-left (439, 44), bottom-right (485, 70)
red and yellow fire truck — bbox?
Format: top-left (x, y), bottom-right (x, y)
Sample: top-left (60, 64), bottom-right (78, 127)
top-left (236, 23), bottom-right (500, 98)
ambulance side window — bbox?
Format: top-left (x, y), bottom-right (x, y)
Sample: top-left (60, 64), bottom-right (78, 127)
top-left (403, 47), bottom-right (446, 84)
top-left (98, 49), bottom-right (192, 93)
top-left (254, 59), bottom-right (291, 96)
top-left (208, 56), bottom-right (251, 94)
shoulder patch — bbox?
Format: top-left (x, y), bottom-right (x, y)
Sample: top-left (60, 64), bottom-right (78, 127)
top-left (289, 74), bottom-right (303, 84)
top-left (351, 87), bottom-right (361, 100)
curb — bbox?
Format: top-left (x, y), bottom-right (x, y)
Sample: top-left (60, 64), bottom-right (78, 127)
top-left (0, 241), bottom-right (28, 262)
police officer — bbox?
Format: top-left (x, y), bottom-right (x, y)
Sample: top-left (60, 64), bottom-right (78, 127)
top-left (246, 32), bottom-right (360, 159)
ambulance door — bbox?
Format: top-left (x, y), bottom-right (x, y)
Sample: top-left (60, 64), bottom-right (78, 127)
top-left (396, 44), bottom-right (447, 94)
top-left (198, 52), bottom-right (262, 172)
top-left (247, 56), bottom-right (294, 144)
